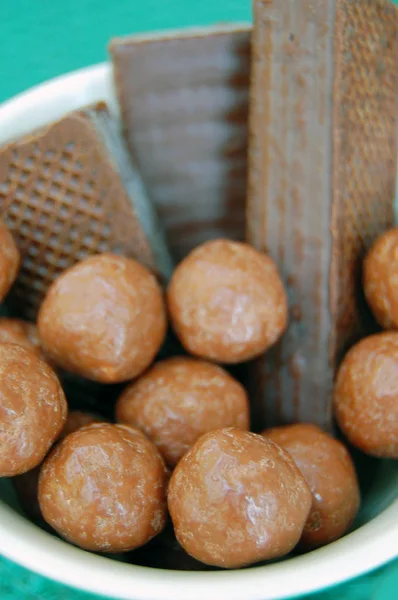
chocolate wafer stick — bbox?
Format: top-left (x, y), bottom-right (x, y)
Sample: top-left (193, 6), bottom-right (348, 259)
top-left (110, 24), bottom-right (251, 260)
top-left (247, 0), bottom-right (398, 430)
top-left (0, 103), bottom-right (173, 319)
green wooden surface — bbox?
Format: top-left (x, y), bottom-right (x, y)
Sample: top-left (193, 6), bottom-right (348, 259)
top-left (0, 0), bottom-right (398, 598)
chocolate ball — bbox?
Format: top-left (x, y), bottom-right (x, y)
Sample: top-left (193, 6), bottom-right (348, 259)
top-left (39, 423), bottom-right (168, 552)
top-left (60, 409), bottom-right (104, 439)
top-left (263, 424), bottom-right (360, 549)
top-left (38, 254), bottom-right (167, 383)
top-left (167, 240), bottom-right (288, 363)
top-left (334, 332), bottom-right (398, 458)
top-left (363, 228), bottom-right (398, 329)
top-left (0, 344), bottom-right (67, 477)
top-left (0, 318), bottom-right (41, 355)
top-left (14, 410), bottom-right (104, 522)
top-left (0, 219), bottom-right (20, 301)
top-left (168, 428), bottom-right (311, 568)
top-left (116, 357), bottom-right (250, 467)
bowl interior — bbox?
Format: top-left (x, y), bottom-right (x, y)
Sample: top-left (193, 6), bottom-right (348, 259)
top-left (0, 63), bottom-right (397, 600)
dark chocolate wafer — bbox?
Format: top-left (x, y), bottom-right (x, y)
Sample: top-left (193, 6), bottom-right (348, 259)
top-left (247, 0), bottom-right (398, 430)
top-left (0, 103), bottom-right (173, 319)
top-left (110, 24), bottom-right (251, 260)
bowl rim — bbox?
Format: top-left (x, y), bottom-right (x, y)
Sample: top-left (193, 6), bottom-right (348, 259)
top-left (0, 62), bottom-right (397, 600)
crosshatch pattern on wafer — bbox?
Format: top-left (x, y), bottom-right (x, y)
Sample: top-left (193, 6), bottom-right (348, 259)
top-left (331, 0), bottom-right (398, 361)
top-left (0, 104), bottom-right (171, 319)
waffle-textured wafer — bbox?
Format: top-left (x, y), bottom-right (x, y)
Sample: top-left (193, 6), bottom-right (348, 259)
top-left (110, 24), bottom-right (251, 260)
top-left (247, 0), bottom-right (398, 430)
top-left (0, 103), bottom-right (173, 319)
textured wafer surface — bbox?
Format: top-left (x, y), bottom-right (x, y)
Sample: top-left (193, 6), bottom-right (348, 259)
top-left (247, 0), bottom-right (398, 430)
top-left (110, 25), bottom-right (251, 260)
top-left (331, 0), bottom-right (398, 355)
top-left (0, 103), bottom-right (172, 319)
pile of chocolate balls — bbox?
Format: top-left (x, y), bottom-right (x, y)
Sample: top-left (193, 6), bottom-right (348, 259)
top-left (0, 216), bottom-right (397, 570)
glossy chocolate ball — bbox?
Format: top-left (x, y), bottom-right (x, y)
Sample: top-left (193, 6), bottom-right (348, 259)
top-left (363, 228), bottom-right (398, 329)
top-left (116, 357), bottom-right (250, 466)
top-left (0, 344), bottom-right (67, 476)
top-left (167, 240), bottom-right (288, 363)
top-left (168, 428), bottom-right (311, 568)
top-left (263, 423), bottom-right (360, 549)
top-left (39, 423), bottom-right (168, 552)
top-left (38, 254), bottom-right (167, 383)
top-left (334, 332), bottom-right (398, 458)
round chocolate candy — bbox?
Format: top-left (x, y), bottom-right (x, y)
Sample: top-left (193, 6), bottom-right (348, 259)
top-left (168, 428), bottom-right (311, 568)
top-left (38, 254), bottom-right (167, 383)
top-left (167, 239), bottom-right (288, 363)
top-left (363, 228), bottom-right (398, 329)
top-left (263, 423), bottom-right (360, 549)
top-left (334, 332), bottom-right (398, 458)
top-left (0, 343), bottom-right (67, 477)
top-left (116, 356), bottom-right (250, 466)
top-left (39, 423), bottom-right (168, 552)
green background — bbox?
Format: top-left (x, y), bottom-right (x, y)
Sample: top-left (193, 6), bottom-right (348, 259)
top-left (0, 0), bottom-right (397, 598)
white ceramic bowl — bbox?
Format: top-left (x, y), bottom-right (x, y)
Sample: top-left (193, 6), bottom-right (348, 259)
top-left (0, 64), bottom-right (397, 600)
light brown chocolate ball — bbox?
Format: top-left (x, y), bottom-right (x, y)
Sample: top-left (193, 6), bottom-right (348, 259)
top-left (334, 332), bottom-right (398, 458)
top-left (116, 357), bottom-right (250, 467)
top-left (167, 240), bottom-right (288, 363)
top-left (60, 410), bottom-right (104, 439)
top-left (0, 318), bottom-right (41, 355)
top-left (168, 428), bottom-right (311, 568)
top-left (38, 254), bottom-right (167, 383)
top-left (0, 219), bottom-right (20, 302)
top-left (363, 228), bottom-right (398, 329)
top-left (14, 410), bottom-right (104, 522)
top-left (263, 424), bottom-right (360, 549)
top-left (0, 344), bottom-right (67, 477)
top-left (39, 423), bottom-right (168, 552)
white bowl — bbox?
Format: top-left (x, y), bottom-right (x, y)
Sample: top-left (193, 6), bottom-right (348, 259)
top-left (0, 64), bottom-right (397, 600)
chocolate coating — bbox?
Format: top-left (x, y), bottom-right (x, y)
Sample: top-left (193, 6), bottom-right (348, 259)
top-left (14, 410), bottom-right (104, 521)
top-left (167, 240), bottom-right (288, 363)
top-left (39, 423), bottom-right (168, 552)
top-left (0, 219), bottom-right (20, 302)
top-left (116, 357), bottom-right (250, 467)
top-left (363, 228), bottom-right (398, 329)
top-left (0, 318), bottom-right (41, 355)
top-left (263, 424), bottom-right (360, 549)
top-left (60, 410), bottom-right (104, 439)
top-left (168, 428), bottom-right (311, 568)
top-left (0, 344), bottom-right (67, 477)
top-left (38, 254), bottom-right (167, 383)
top-left (334, 332), bottom-right (398, 458)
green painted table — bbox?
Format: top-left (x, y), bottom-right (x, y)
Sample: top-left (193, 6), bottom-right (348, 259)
top-left (0, 1), bottom-right (397, 598)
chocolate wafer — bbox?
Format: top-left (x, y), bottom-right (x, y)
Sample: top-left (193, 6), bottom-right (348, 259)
top-left (0, 102), bottom-right (173, 319)
top-left (110, 24), bottom-right (251, 260)
top-left (247, 0), bottom-right (398, 430)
